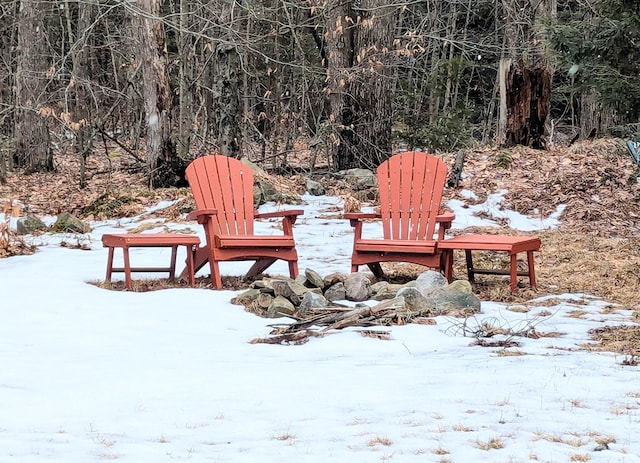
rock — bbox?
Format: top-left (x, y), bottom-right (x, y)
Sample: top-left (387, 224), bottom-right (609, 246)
top-left (256, 292), bottom-right (274, 309)
top-left (415, 270), bottom-right (448, 296)
top-left (429, 280), bottom-right (481, 315)
top-left (255, 177), bottom-right (283, 205)
top-left (339, 168), bottom-right (378, 190)
top-left (304, 268), bottom-right (325, 289)
top-left (271, 279), bottom-right (308, 306)
top-left (50, 212), bottom-right (91, 233)
top-left (306, 179), bottom-right (326, 196)
top-left (266, 296), bottom-right (296, 318)
top-left (16, 215), bottom-right (47, 235)
top-left (299, 291), bottom-right (329, 315)
top-left (323, 272), bottom-right (346, 287)
top-left (397, 287), bottom-right (436, 315)
top-left (232, 288), bottom-right (261, 306)
top-left (344, 272), bottom-right (371, 302)
top-left (324, 281), bottom-right (346, 302)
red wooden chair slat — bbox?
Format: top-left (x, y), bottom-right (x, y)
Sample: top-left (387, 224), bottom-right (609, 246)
top-left (344, 151), bottom-right (454, 278)
top-left (185, 154), bottom-right (303, 289)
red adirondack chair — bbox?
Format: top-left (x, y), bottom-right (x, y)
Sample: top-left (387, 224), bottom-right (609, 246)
top-left (185, 155), bottom-right (303, 289)
top-left (344, 151), bottom-right (454, 278)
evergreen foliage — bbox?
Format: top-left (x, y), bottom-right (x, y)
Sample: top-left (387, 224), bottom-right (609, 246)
top-left (548, 0), bottom-right (640, 121)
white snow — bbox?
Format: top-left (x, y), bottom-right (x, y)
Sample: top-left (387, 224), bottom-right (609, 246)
top-left (1, 191), bottom-right (639, 462)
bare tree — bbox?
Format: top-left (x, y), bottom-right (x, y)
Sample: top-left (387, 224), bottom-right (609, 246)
top-left (14, 0), bottom-right (53, 172)
top-left (131, 0), bottom-right (184, 187)
top-left (323, 0), bottom-right (396, 170)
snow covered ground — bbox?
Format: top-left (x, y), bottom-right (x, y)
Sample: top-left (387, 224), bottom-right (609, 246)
top-left (1, 193), bottom-right (639, 462)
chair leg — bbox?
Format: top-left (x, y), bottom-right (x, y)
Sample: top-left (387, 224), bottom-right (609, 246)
top-left (367, 263), bottom-right (385, 279)
top-left (510, 253), bottom-right (518, 293)
top-left (527, 250), bottom-right (537, 289)
top-left (169, 245), bottom-right (178, 280)
top-left (105, 247), bottom-right (115, 283)
top-left (186, 244), bottom-right (197, 287)
top-left (122, 246), bottom-right (133, 290)
top-left (288, 260), bottom-right (299, 280)
top-left (464, 250), bottom-right (475, 283)
top-left (442, 250), bottom-right (454, 282)
top-left (246, 258), bottom-right (277, 280)
top-left (209, 259), bottom-right (223, 289)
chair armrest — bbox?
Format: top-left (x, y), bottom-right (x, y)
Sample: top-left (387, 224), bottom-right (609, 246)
top-left (255, 209), bottom-right (304, 234)
top-left (436, 211), bottom-right (455, 225)
top-left (254, 209), bottom-right (304, 220)
top-left (187, 208), bottom-right (217, 224)
top-left (343, 212), bottom-right (380, 227)
top-left (343, 212), bottom-right (380, 220)
top-left (435, 211), bottom-right (455, 239)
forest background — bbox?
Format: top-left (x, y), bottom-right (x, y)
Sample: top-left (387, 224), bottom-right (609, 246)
top-left (0, 0), bottom-right (639, 188)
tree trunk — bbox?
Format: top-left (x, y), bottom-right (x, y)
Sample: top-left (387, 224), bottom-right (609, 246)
top-left (580, 90), bottom-right (616, 139)
top-left (210, 2), bottom-right (242, 159)
top-left (349, 1), bottom-right (394, 168)
top-left (324, 0), bottom-right (395, 170)
top-left (499, 58), bottom-right (551, 148)
top-left (133, 0), bottom-right (184, 187)
top-left (324, 0), bottom-right (355, 170)
top-left (177, 0), bottom-right (193, 160)
top-left (65, 0), bottom-right (95, 188)
top-left (498, 0), bottom-right (552, 149)
top-left (14, 0), bottom-right (53, 172)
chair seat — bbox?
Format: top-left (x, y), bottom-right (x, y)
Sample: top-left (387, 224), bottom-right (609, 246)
top-left (355, 239), bottom-right (437, 254)
top-left (214, 234), bottom-right (295, 249)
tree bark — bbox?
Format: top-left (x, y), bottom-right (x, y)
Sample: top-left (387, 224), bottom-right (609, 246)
top-left (133, 0), bottom-right (184, 187)
top-left (324, 0), bottom-right (395, 170)
top-left (498, 0), bottom-right (552, 149)
top-left (14, 0), bottom-right (53, 173)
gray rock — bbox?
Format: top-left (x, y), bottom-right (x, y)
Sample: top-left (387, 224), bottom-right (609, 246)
top-left (271, 279), bottom-right (308, 306)
top-left (304, 268), bottom-right (325, 289)
top-left (324, 281), bottom-right (346, 302)
top-left (340, 168), bottom-right (378, 190)
top-left (415, 270), bottom-right (448, 296)
top-left (231, 288), bottom-right (261, 306)
top-left (306, 179), bottom-right (326, 196)
top-left (256, 292), bottom-right (274, 309)
top-left (50, 212), bottom-right (91, 233)
top-left (266, 296), bottom-right (296, 318)
top-left (397, 287), bottom-right (436, 316)
top-left (430, 280), bottom-right (481, 315)
top-left (344, 272), bottom-right (371, 302)
top-left (16, 215), bottom-right (47, 235)
top-left (323, 272), bottom-right (346, 288)
top-left (298, 291), bottom-right (329, 315)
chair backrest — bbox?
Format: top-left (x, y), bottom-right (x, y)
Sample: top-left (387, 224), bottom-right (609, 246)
top-left (186, 155), bottom-right (255, 236)
top-left (377, 151), bottom-right (447, 240)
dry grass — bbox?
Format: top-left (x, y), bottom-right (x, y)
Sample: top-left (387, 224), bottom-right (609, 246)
top-left (475, 436), bottom-right (505, 450)
top-left (587, 325), bottom-right (640, 360)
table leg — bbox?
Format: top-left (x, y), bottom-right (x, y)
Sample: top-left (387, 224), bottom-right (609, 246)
top-left (464, 250), bottom-right (475, 283)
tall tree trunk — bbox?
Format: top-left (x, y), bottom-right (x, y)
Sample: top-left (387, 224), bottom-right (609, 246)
top-left (349, 1), bottom-right (395, 168)
top-left (177, 0), bottom-right (193, 160)
top-left (498, 0), bottom-right (552, 149)
top-left (324, 0), bottom-right (355, 170)
top-left (14, 0), bottom-right (53, 172)
top-left (133, 0), bottom-right (184, 187)
top-left (211, 1), bottom-right (242, 158)
top-left (65, 0), bottom-right (95, 188)
top-left (324, 0), bottom-right (395, 170)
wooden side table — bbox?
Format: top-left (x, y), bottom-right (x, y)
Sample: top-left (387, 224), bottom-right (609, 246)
top-left (102, 233), bottom-right (201, 290)
top-left (439, 235), bottom-right (541, 292)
